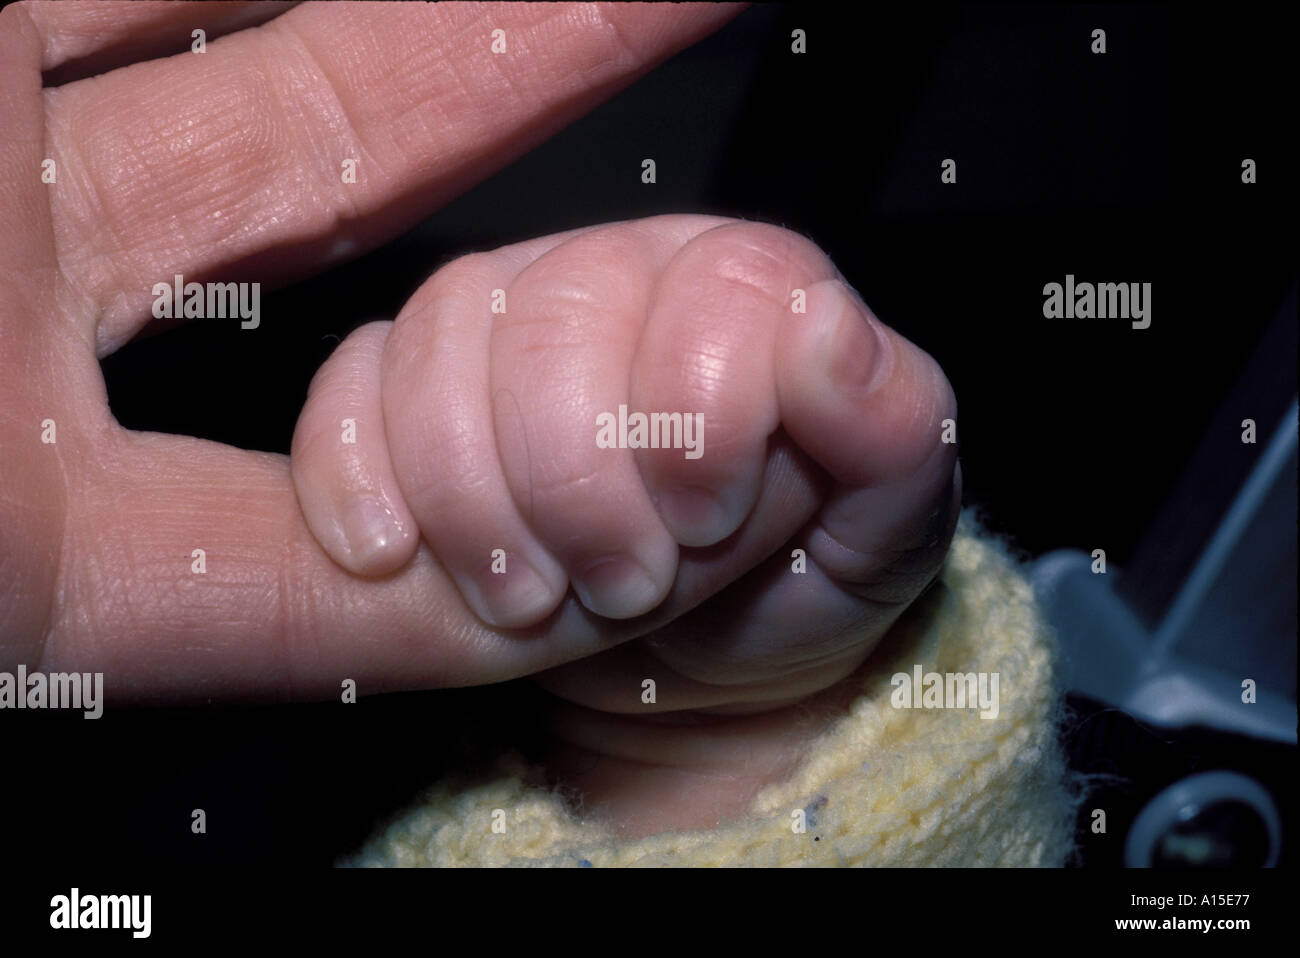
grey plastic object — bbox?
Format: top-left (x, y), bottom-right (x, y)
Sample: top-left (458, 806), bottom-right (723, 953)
top-left (1030, 397), bottom-right (1298, 745)
top-left (1124, 770), bottom-right (1281, 868)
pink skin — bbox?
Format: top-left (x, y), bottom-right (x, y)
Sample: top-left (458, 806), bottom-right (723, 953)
top-left (2, 1), bottom-right (956, 840)
top-left (291, 216), bottom-right (961, 836)
top-left (5, 2), bottom-right (745, 686)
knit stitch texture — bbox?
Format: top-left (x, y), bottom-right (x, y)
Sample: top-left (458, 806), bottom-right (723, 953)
top-left (345, 510), bottom-right (1075, 866)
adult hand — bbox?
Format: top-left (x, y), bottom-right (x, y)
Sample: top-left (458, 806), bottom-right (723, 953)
top-left (0, 1), bottom-right (741, 696)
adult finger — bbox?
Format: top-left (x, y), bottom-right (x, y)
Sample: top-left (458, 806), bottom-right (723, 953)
top-left (40, 1), bottom-right (744, 355)
top-left (28, 0), bottom-right (298, 84)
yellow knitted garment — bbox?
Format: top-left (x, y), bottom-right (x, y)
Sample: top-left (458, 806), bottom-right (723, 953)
top-left (345, 511), bottom-right (1075, 866)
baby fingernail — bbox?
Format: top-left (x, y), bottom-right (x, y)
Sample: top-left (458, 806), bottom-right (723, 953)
top-left (342, 496), bottom-right (405, 568)
top-left (573, 554), bottom-right (662, 620)
top-left (475, 558), bottom-right (557, 628)
top-left (816, 281), bottom-right (887, 394)
top-left (658, 484), bottom-right (735, 547)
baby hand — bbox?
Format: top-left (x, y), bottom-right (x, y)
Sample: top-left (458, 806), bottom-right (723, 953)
top-left (290, 215), bottom-right (960, 832)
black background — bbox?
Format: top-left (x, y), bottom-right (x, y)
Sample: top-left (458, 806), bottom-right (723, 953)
top-left (8, 3), bottom-right (1297, 872)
